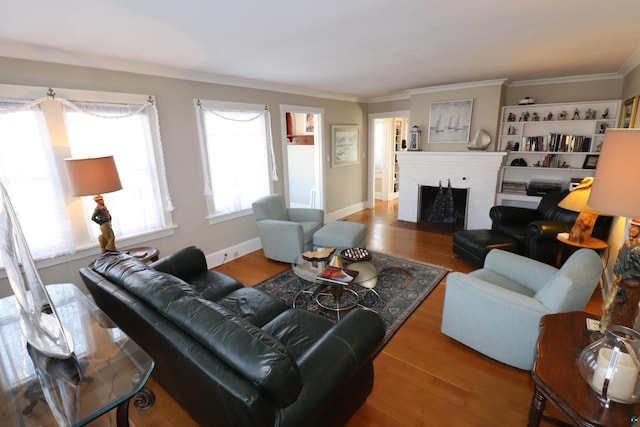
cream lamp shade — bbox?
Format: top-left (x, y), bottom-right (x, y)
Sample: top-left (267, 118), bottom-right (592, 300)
top-left (64, 156), bottom-right (122, 253)
top-left (587, 128), bottom-right (640, 334)
top-left (558, 177), bottom-right (607, 215)
top-left (64, 156), bottom-right (122, 196)
top-left (589, 129), bottom-right (640, 217)
top-left (558, 177), bottom-right (609, 244)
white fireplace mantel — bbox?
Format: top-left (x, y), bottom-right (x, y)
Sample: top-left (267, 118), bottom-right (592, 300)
top-left (396, 151), bottom-right (506, 229)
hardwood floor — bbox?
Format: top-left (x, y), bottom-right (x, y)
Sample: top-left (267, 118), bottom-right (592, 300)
top-left (116, 200), bottom-right (603, 427)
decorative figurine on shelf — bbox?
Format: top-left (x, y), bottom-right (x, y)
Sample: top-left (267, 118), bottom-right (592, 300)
top-left (558, 110), bottom-right (567, 120)
top-left (599, 123), bottom-right (609, 134)
top-left (91, 195), bottom-right (116, 252)
top-left (572, 109), bottom-right (581, 120)
top-left (519, 111), bottom-right (530, 122)
top-left (531, 112), bottom-right (540, 121)
top-left (600, 219), bottom-right (640, 334)
top-left (602, 108), bottom-right (609, 119)
top-left (507, 112), bottom-right (516, 122)
top-left (585, 109), bottom-right (597, 120)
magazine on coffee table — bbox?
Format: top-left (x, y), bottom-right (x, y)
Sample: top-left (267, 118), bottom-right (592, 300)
top-left (317, 266), bottom-right (359, 285)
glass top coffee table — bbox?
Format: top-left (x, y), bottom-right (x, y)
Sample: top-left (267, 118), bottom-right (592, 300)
top-left (292, 249), bottom-right (382, 319)
top-left (0, 283), bottom-right (155, 427)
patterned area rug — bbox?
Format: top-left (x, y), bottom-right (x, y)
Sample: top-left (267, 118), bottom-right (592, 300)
top-left (254, 252), bottom-right (449, 345)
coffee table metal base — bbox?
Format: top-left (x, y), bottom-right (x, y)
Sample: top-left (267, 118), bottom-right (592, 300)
top-left (293, 282), bottom-right (359, 320)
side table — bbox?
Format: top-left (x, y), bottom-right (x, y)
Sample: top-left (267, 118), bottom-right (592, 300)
top-left (556, 232), bottom-right (608, 268)
top-left (528, 311), bottom-right (640, 427)
top-left (0, 283), bottom-right (155, 427)
top-left (125, 246), bottom-right (159, 263)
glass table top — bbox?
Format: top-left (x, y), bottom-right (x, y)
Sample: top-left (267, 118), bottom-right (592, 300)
top-left (0, 283), bottom-right (154, 427)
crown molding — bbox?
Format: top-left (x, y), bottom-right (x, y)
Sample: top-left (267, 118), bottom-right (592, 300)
top-left (366, 93), bottom-right (411, 104)
top-left (507, 73), bottom-right (622, 87)
top-left (618, 45), bottom-right (640, 76)
top-left (405, 79), bottom-right (508, 95)
top-left (0, 40), bottom-right (360, 103)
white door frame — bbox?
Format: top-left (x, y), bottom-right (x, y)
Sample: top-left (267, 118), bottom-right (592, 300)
top-left (280, 104), bottom-right (325, 209)
top-left (367, 110), bottom-right (410, 208)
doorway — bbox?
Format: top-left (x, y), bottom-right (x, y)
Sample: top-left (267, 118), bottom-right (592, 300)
top-left (280, 105), bottom-right (324, 209)
top-left (368, 111), bottom-right (409, 207)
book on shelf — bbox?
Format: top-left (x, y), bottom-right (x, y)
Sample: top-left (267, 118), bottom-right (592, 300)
top-left (501, 181), bottom-right (527, 194)
top-left (317, 266), bottom-right (359, 285)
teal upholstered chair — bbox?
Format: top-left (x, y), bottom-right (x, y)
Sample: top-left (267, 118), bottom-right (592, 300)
top-left (441, 248), bottom-right (602, 370)
top-left (252, 194), bottom-right (324, 263)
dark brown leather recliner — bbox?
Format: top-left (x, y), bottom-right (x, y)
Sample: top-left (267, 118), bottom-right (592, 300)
top-left (80, 246), bottom-right (385, 427)
top-left (489, 190), bottom-right (612, 266)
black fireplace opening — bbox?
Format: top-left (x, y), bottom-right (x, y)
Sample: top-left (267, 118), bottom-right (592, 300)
top-left (418, 182), bottom-right (469, 234)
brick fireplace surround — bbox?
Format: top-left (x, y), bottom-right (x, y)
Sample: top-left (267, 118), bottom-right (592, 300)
top-left (396, 152), bottom-right (506, 230)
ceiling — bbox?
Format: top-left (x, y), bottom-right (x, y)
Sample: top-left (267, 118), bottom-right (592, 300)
top-left (2, 1), bottom-right (640, 101)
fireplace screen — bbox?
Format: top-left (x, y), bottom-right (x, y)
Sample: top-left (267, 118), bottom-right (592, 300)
top-left (418, 181), bottom-right (468, 233)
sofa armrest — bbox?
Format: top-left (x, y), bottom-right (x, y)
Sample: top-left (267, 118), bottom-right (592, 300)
top-left (284, 309), bottom-right (384, 424)
top-left (490, 205), bottom-right (539, 226)
top-left (150, 245), bottom-right (208, 279)
top-left (303, 308), bottom-right (384, 365)
top-left (526, 220), bottom-right (573, 241)
top-left (288, 208), bottom-right (324, 224)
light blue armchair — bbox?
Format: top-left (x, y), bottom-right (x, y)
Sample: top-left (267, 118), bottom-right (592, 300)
top-left (252, 194), bottom-right (324, 263)
top-left (441, 248), bottom-right (602, 370)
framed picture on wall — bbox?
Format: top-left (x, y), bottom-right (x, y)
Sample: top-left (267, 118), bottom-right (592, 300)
top-left (428, 99), bottom-right (473, 143)
top-left (331, 125), bottom-right (359, 167)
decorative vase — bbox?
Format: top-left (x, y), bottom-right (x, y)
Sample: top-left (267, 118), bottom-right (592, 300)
top-left (577, 324), bottom-right (640, 405)
top-left (0, 180), bottom-right (74, 358)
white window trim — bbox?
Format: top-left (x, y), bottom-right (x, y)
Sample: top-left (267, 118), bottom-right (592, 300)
top-left (194, 99), bottom-right (275, 224)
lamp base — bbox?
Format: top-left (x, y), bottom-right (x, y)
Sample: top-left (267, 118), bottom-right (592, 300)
top-left (601, 279), bottom-right (640, 332)
top-left (567, 212), bottom-right (598, 244)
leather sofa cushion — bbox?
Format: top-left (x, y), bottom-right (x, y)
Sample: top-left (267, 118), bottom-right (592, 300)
top-left (93, 252), bottom-right (302, 406)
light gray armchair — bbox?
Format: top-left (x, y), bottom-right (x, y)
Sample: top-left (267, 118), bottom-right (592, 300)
top-left (252, 194), bottom-right (324, 263)
top-left (441, 248), bottom-right (602, 370)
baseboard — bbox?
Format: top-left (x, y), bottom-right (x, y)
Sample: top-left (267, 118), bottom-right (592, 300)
top-left (206, 237), bottom-right (262, 268)
top-left (325, 201), bottom-right (367, 223)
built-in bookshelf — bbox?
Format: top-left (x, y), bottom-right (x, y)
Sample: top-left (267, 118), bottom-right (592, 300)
top-left (497, 99), bottom-right (621, 207)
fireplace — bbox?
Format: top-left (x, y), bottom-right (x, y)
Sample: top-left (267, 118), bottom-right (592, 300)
top-left (418, 181), bottom-right (468, 233)
top-left (395, 152), bottom-right (506, 230)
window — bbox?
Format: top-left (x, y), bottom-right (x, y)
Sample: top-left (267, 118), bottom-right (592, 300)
top-left (196, 100), bottom-right (275, 222)
top-left (0, 85), bottom-right (173, 265)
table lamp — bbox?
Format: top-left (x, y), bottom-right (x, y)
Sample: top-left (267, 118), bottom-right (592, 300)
top-left (588, 128), bottom-right (640, 333)
top-left (64, 156), bottom-right (122, 253)
top-left (557, 177), bottom-right (609, 244)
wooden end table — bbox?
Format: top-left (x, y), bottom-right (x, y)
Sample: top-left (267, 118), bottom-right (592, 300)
top-left (528, 311), bottom-right (640, 427)
top-left (556, 232), bottom-right (608, 268)
top-left (125, 246), bottom-right (159, 263)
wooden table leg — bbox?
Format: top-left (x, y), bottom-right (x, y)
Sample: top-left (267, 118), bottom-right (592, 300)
top-left (527, 387), bottom-right (546, 427)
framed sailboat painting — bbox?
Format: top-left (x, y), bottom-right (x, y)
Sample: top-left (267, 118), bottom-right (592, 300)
top-left (428, 99), bottom-right (473, 143)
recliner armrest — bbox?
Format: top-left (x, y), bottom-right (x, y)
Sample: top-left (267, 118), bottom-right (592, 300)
top-left (526, 220), bottom-right (573, 241)
top-left (490, 206), bottom-right (538, 226)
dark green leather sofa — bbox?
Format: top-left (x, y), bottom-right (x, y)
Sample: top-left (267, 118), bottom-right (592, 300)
top-left (79, 246), bottom-right (385, 427)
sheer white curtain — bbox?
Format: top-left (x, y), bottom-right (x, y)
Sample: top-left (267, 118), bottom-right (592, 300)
top-left (62, 102), bottom-right (166, 242)
top-left (0, 101), bottom-right (74, 261)
top-left (200, 108), bottom-right (272, 215)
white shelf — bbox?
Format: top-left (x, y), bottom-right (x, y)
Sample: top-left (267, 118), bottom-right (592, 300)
top-left (498, 99), bottom-right (621, 196)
